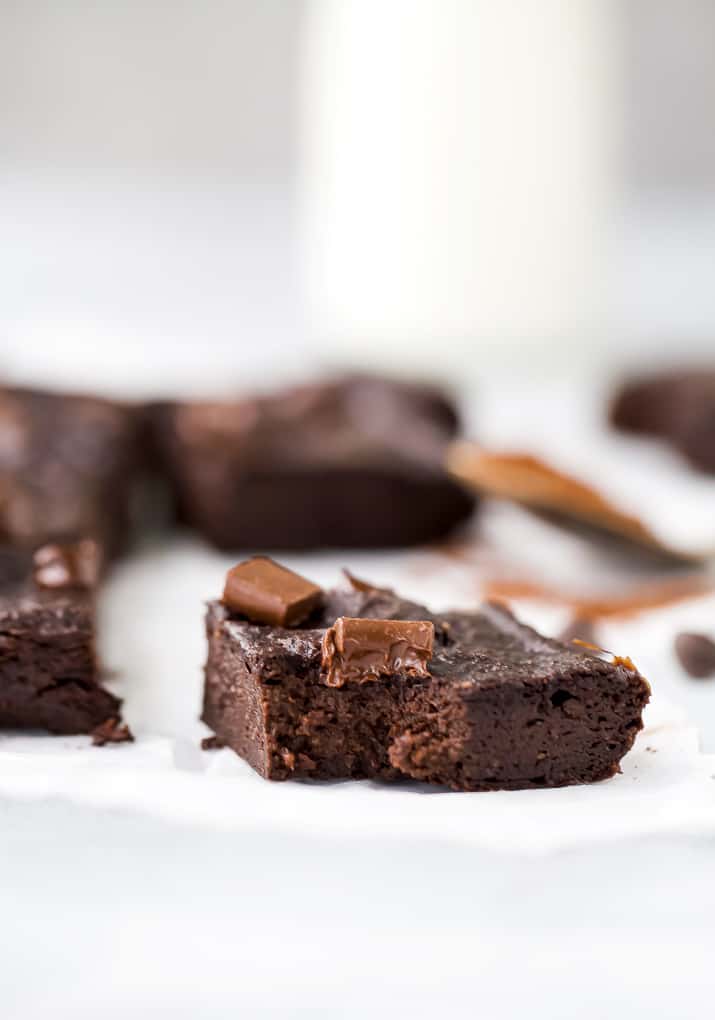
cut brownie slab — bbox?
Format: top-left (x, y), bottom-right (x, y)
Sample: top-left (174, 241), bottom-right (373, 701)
top-left (203, 569), bottom-right (650, 792)
top-left (0, 543), bottom-right (120, 733)
top-left (152, 375), bottom-right (475, 550)
top-left (0, 385), bottom-right (141, 557)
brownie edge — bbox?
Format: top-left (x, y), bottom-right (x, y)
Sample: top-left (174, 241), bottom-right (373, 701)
top-left (0, 546), bottom-right (120, 734)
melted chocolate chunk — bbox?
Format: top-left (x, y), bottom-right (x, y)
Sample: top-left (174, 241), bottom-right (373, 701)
top-left (222, 556), bottom-right (322, 627)
top-left (321, 616), bottom-right (434, 687)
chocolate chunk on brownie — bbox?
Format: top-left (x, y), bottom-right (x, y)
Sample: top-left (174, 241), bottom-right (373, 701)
top-left (0, 543), bottom-right (120, 733)
top-left (223, 556), bottom-right (323, 626)
top-left (151, 375), bottom-right (475, 550)
top-left (321, 616), bottom-right (434, 687)
top-left (611, 369), bottom-right (715, 473)
top-left (0, 385), bottom-right (141, 557)
top-left (203, 575), bottom-right (650, 791)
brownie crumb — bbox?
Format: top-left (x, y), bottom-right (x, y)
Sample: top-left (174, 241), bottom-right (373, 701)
top-left (675, 632), bottom-right (715, 679)
top-left (91, 717), bottom-right (134, 747)
top-left (201, 734), bottom-right (226, 751)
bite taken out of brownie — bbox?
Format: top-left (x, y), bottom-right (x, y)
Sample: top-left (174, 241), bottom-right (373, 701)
top-left (0, 541), bottom-right (122, 734)
top-left (150, 375), bottom-right (476, 550)
top-left (202, 558), bottom-right (650, 792)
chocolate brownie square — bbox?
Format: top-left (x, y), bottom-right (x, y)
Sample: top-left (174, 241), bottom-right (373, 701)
top-left (0, 543), bottom-right (119, 733)
top-left (203, 573), bottom-right (650, 791)
top-left (152, 375), bottom-right (475, 550)
top-left (0, 385), bottom-right (141, 557)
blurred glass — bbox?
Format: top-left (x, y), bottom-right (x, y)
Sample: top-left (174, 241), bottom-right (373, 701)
top-left (300, 0), bottom-right (623, 375)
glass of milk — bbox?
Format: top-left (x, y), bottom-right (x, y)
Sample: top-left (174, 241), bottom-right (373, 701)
top-left (300, 0), bottom-right (623, 378)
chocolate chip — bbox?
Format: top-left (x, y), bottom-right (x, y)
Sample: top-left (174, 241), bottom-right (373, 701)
top-left (33, 539), bottom-right (101, 590)
top-left (321, 616), bottom-right (434, 687)
top-left (222, 556), bottom-right (322, 627)
top-left (675, 632), bottom-right (715, 679)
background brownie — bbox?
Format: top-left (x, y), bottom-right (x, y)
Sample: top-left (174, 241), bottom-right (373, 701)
top-left (611, 369), bottom-right (715, 473)
top-left (152, 375), bottom-right (475, 550)
top-left (203, 582), bottom-right (649, 791)
top-left (0, 385), bottom-right (142, 558)
top-left (0, 546), bottom-right (119, 733)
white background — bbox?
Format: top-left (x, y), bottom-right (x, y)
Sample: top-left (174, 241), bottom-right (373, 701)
top-left (2, 3), bottom-right (715, 1016)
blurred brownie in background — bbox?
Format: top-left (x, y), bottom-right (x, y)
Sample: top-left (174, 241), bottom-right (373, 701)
top-left (151, 375), bottom-right (475, 550)
top-left (611, 369), bottom-right (715, 473)
top-left (0, 386), bottom-right (142, 559)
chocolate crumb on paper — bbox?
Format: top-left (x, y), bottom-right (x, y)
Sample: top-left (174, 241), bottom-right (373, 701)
top-left (91, 717), bottom-right (134, 747)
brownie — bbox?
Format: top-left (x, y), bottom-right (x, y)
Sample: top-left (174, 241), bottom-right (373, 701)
top-left (0, 544), bottom-right (119, 733)
top-left (0, 385), bottom-right (141, 557)
top-left (611, 369), bottom-right (715, 473)
top-left (151, 375), bottom-right (475, 550)
top-left (203, 579), bottom-right (650, 791)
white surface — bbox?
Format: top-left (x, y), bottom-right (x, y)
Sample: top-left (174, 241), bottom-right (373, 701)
top-left (4, 799), bottom-right (715, 1020)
